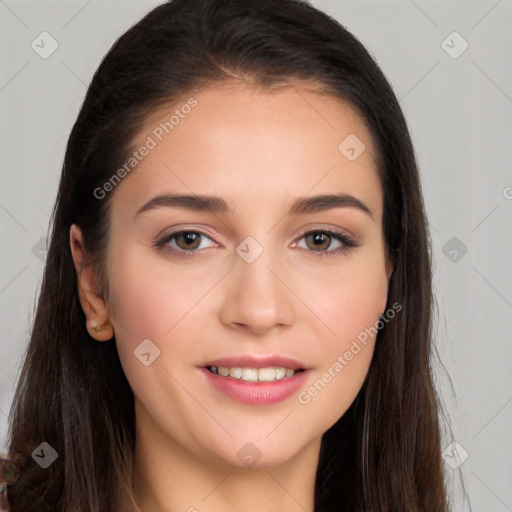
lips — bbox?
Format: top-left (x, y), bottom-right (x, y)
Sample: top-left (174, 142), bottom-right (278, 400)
top-left (202, 355), bottom-right (308, 371)
top-left (199, 354), bottom-right (310, 405)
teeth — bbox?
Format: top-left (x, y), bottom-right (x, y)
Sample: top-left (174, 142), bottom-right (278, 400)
top-left (242, 368), bottom-right (258, 381)
top-left (258, 367), bottom-right (276, 381)
top-left (229, 367), bottom-right (242, 379)
top-left (209, 366), bottom-right (299, 382)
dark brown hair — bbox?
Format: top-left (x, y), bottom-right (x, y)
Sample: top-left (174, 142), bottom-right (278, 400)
top-left (7, 0), bottom-right (449, 510)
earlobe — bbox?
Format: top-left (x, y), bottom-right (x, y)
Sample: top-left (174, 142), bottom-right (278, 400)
top-left (85, 320), bottom-right (114, 342)
top-left (70, 224), bottom-right (114, 342)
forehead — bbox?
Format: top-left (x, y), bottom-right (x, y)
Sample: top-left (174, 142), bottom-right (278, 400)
top-left (112, 81), bottom-right (382, 219)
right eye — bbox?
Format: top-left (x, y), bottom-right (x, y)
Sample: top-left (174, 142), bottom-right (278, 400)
top-left (155, 230), bottom-right (216, 256)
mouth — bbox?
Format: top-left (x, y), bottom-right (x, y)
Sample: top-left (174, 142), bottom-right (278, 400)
top-left (200, 355), bottom-right (310, 405)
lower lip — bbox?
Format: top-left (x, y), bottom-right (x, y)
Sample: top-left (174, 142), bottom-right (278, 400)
top-left (200, 368), bottom-right (309, 405)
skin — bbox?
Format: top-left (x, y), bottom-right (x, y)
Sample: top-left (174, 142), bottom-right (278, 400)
top-left (70, 80), bottom-right (392, 512)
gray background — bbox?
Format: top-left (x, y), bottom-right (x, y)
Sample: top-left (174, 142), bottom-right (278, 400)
top-left (1, 1), bottom-right (511, 510)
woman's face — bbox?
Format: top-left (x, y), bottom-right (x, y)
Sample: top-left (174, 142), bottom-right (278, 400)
top-left (104, 81), bottom-right (390, 469)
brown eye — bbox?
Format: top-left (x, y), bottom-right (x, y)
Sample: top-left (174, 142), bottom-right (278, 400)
top-left (156, 230), bottom-right (215, 251)
top-left (154, 229), bottom-right (216, 257)
top-left (304, 232), bottom-right (334, 251)
top-left (295, 230), bottom-right (357, 256)
top-left (174, 231), bottom-right (202, 250)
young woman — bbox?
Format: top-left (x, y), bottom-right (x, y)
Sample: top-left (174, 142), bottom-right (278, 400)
top-left (5, 0), bottom-right (449, 510)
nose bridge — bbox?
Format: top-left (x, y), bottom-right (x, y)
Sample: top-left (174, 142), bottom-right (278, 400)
top-left (219, 236), bottom-right (295, 332)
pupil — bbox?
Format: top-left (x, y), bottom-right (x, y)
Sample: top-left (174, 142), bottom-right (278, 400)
top-left (184, 232), bottom-right (197, 244)
top-left (178, 232), bottom-right (200, 249)
top-left (308, 232), bottom-right (330, 250)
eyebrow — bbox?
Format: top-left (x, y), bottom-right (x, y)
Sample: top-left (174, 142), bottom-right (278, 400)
top-left (135, 192), bottom-right (374, 219)
top-left (135, 194), bottom-right (233, 218)
top-left (289, 193), bottom-right (373, 218)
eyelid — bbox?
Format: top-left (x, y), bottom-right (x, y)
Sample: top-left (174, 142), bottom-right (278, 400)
top-left (155, 224), bottom-right (220, 243)
top-left (293, 225), bottom-right (358, 244)
top-left (294, 223), bottom-right (356, 240)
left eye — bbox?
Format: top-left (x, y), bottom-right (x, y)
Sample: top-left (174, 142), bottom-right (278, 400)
top-left (160, 231), bottom-right (214, 251)
top-left (296, 231), bottom-right (354, 252)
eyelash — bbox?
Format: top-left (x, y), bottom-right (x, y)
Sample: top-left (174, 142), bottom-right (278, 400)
top-left (154, 228), bottom-right (358, 259)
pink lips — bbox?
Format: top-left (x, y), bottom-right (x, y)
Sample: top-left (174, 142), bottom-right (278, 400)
top-left (203, 354), bottom-right (307, 371)
top-left (199, 354), bottom-right (310, 405)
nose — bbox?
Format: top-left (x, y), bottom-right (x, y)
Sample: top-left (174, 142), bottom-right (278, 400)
top-left (219, 249), bottom-right (295, 335)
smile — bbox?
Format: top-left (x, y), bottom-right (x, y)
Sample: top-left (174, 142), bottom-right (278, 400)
top-left (207, 366), bottom-right (303, 382)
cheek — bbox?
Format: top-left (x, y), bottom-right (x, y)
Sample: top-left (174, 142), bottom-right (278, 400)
top-left (293, 251), bottom-right (388, 425)
top-left (104, 245), bottom-right (199, 376)
top-left (104, 248), bottom-right (209, 426)
top-left (104, 243), bottom-right (231, 401)
top-left (316, 281), bottom-right (384, 341)
top-left (106, 242), bottom-right (217, 340)
top-left (301, 249), bottom-right (389, 345)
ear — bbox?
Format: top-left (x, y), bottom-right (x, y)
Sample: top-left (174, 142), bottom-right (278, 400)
top-left (70, 224), bottom-right (114, 342)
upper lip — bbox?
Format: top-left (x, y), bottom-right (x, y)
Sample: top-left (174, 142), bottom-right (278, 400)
top-left (203, 355), bottom-right (308, 371)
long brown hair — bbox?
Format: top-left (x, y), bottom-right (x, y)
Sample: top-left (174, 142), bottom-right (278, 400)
top-left (7, 0), bottom-right (449, 510)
